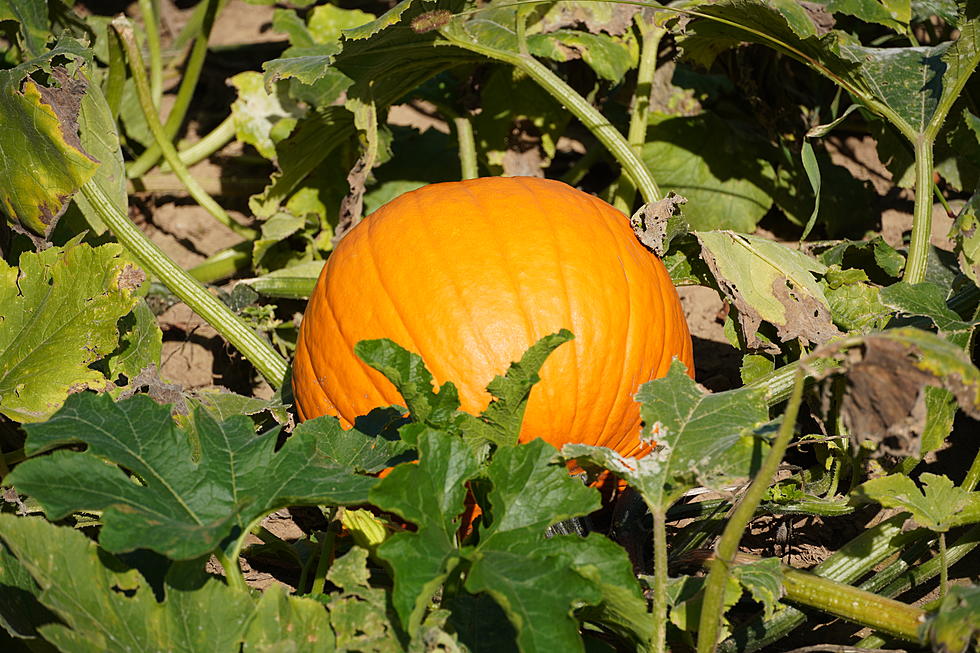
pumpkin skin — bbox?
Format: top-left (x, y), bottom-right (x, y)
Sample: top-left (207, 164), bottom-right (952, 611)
top-left (293, 176), bottom-right (693, 458)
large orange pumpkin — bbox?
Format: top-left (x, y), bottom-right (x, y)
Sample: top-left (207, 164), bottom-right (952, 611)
top-left (293, 176), bottom-right (693, 457)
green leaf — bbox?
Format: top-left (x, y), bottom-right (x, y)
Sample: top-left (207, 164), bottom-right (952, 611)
top-left (72, 67), bottom-right (127, 235)
top-left (880, 281), bottom-right (979, 334)
top-left (925, 584), bottom-right (980, 653)
top-left (0, 0), bottom-right (50, 57)
top-left (229, 72), bottom-right (303, 160)
top-left (0, 541), bottom-right (58, 640)
top-left (355, 339), bottom-right (462, 430)
top-left (821, 268), bottom-right (892, 332)
top-left (460, 329), bottom-right (573, 447)
top-left (0, 241), bottom-right (141, 423)
top-left (0, 515), bottom-right (256, 652)
top-left (950, 192), bottom-right (980, 285)
top-left (0, 43), bottom-right (99, 237)
top-left (463, 548), bottom-right (600, 653)
top-left (371, 428), bottom-right (479, 635)
top-left (856, 472), bottom-right (980, 531)
top-left (189, 387), bottom-right (290, 426)
top-left (697, 231), bottom-right (838, 352)
top-left (243, 586), bottom-right (334, 652)
top-left (545, 534), bottom-right (654, 650)
top-left (108, 300), bottom-right (163, 386)
top-left (324, 547), bottom-right (402, 652)
top-left (7, 393), bottom-right (376, 559)
top-left (732, 558), bottom-right (784, 620)
top-left (480, 439), bottom-right (600, 545)
top-left (528, 29), bottom-right (636, 82)
top-left (826, 0), bottom-right (910, 31)
top-left (817, 236), bottom-right (906, 280)
top-left (294, 409), bottom-right (413, 473)
top-left (564, 360), bottom-right (770, 510)
top-left (641, 113), bottom-right (775, 232)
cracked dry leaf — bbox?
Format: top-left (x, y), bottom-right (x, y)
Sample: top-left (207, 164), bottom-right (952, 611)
top-left (813, 328), bottom-right (980, 457)
top-left (698, 231), bottom-right (840, 352)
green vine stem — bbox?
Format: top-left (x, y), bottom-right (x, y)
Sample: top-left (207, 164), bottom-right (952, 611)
top-left (903, 137), bottom-right (936, 284)
top-left (160, 114), bottom-right (237, 172)
top-left (441, 29), bottom-right (662, 203)
top-left (614, 20), bottom-right (666, 213)
top-left (697, 368), bottom-right (805, 653)
top-left (214, 549), bottom-right (247, 592)
top-left (104, 25), bottom-right (126, 120)
top-left (311, 511), bottom-right (341, 595)
top-left (188, 241), bottom-right (252, 285)
top-left (114, 17), bottom-right (257, 241)
top-left (779, 563), bottom-right (925, 640)
top-left (650, 508), bottom-right (669, 653)
top-left (80, 180), bottom-right (288, 388)
top-left (453, 115), bottom-right (479, 180)
top-left (126, 0), bottom-right (222, 179)
top-left (137, 0), bottom-right (163, 108)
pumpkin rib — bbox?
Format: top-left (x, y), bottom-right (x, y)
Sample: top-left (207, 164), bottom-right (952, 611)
top-left (321, 253), bottom-right (397, 416)
top-left (519, 176), bottom-right (583, 440)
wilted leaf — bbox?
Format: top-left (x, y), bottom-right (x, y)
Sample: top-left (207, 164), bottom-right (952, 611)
top-left (564, 361), bottom-right (770, 511)
top-left (698, 231), bottom-right (839, 352)
top-left (856, 472), bottom-right (980, 531)
top-left (7, 393), bottom-right (376, 559)
top-left (229, 71), bottom-right (303, 160)
top-left (813, 328), bottom-right (980, 456)
top-left (0, 241), bottom-right (141, 423)
top-left (0, 50), bottom-right (98, 237)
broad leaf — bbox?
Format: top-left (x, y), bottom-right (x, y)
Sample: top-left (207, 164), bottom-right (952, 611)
top-left (324, 547), bottom-right (402, 651)
top-left (564, 360), bottom-right (770, 510)
top-left (732, 558), bottom-right (784, 620)
top-left (108, 300), bottom-right (163, 386)
top-left (8, 393), bottom-right (376, 559)
top-left (0, 241), bottom-right (141, 422)
top-left (229, 71), bottom-right (303, 160)
top-left (856, 472), bottom-right (980, 531)
top-left (295, 409), bottom-right (412, 473)
top-left (697, 231), bottom-right (838, 351)
top-left (881, 281), bottom-right (980, 336)
top-left (0, 541), bottom-right (58, 640)
top-left (0, 515), bottom-right (256, 652)
top-left (243, 586), bottom-right (334, 652)
top-left (371, 428), bottom-right (479, 635)
top-left (641, 113), bottom-right (775, 232)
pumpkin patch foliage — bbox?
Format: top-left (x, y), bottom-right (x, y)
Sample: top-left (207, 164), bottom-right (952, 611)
top-left (4, 0), bottom-right (980, 652)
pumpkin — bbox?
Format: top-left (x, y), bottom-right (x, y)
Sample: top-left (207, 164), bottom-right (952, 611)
top-left (293, 176), bottom-right (693, 457)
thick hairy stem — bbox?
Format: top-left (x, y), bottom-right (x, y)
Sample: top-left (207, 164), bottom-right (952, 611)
top-left (903, 136), bottom-right (935, 284)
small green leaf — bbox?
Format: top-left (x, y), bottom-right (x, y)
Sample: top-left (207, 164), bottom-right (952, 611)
top-left (732, 558), bottom-right (784, 620)
top-left (461, 330), bottom-right (572, 447)
top-left (0, 241), bottom-right (141, 423)
top-left (880, 282), bottom-right (978, 334)
top-left (0, 515), bottom-right (256, 652)
top-left (371, 428), bottom-right (479, 635)
top-left (8, 393), bottom-right (377, 559)
top-left (856, 472), bottom-right (980, 531)
top-left (356, 339), bottom-right (461, 429)
top-left (564, 361), bottom-right (770, 510)
top-left (925, 584), bottom-right (980, 653)
top-left (0, 0), bottom-right (52, 57)
top-left (229, 71), bottom-right (303, 160)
